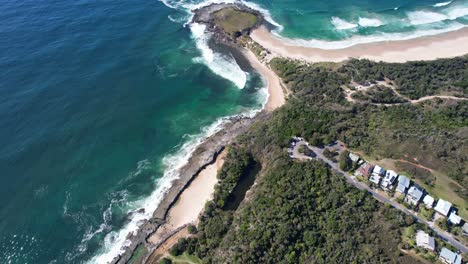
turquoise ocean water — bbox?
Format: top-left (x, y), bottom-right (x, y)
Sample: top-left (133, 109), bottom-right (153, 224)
top-left (0, 0), bottom-right (467, 263)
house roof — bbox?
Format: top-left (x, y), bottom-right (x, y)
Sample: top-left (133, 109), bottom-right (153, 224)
top-left (372, 165), bottom-right (385, 175)
top-left (383, 170), bottom-right (398, 183)
top-left (358, 163), bottom-right (374, 175)
top-left (448, 212), bottom-right (462, 225)
top-left (434, 199), bottom-right (452, 216)
top-left (408, 185), bottom-right (424, 201)
top-left (423, 195), bottom-right (435, 208)
top-left (416, 230), bottom-right (435, 251)
top-left (440, 247), bottom-right (462, 264)
top-left (463, 223), bottom-right (468, 234)
top-left (370, 175), bottom-right (381, 184)
top-left (397, 175), bottom-right (410, 188)
top-left (349, 153), bottom-right (360, 162)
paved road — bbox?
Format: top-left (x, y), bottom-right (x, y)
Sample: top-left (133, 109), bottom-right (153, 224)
top-left (291, 141), bottom-right (468, 253)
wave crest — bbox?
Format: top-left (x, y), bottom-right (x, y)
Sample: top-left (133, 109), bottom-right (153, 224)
top-left (331, 17), bottom-right (357, 30)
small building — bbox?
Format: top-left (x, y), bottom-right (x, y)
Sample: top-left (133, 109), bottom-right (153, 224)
top-left (356, 163), bottom-right (374, 177)
top-left (462, 223), bottom-right (468, 236)
top-left (406, 185), bottom-right (424, 205)
top-left (396, 175), bottom-right (410, 193)
top-left (448, 212), bottom-right (462, 225)
top-left (372, 165), bottom-right (385, 177)
top-left (439, 247), bottom-right (462, 264)
top-left (349, 153), bottom-right (360, 163)
top-left (416, 230), bottom-right (436, 251)
top-left (369, 174), bottom-right (381, 185)
top-left (381, 170), bottom-right (398, 191)
top-left (422, 195), bottom-right (435, 209)
top-left (434, 199), bottom-right (452, 217)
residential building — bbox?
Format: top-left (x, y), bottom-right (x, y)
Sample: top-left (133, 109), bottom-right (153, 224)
top-left (416, 230), bottom-right (436, 251)
top-left (349, 153), bottom-right (360, 163)
top-left (439, 247), bottom-right (462, 264)
top-left (406, 185), bottom-right (424, 205)
top-left (463, 223), bottom-right (468, 236)
top-left (356, 163), bottom-right (374, 177)
top-left (381, 170), bottom-right (398, 191)
top-left (369, 174), bottom-right (381, 185)
top-left (396, 175), bottom-right (410, 193)
top-left (448, 212), bottom-right (462, 225)
top-left (372, 165), bottom-right (385, 177)
top-left (434, 199), bottom-right (452, 217)
top-left (422, 195), bottom-right (435, 209)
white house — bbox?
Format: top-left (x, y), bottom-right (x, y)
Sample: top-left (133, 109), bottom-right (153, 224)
top-left (381, 170), bottom-right (398, 191)
top-left (448, 212), bottom-right (462, 225)
top-left (369, 174), bottom-right (381, 185)
top-left (416, 230), bottom-right (435, 251)
top-left (372, 165), bottom-right (385, 176)
top-left (349, 153), bottom-right (360, 163)
top-left (434, 199), bottom-right (452, 217)
top-left (396, 175), bottom-right (410, 193)
top-left (406, 185), bottom-right (424, 205)
top-left (422, 195), bottom-right (435, 209)
top-left (439, 247), bottom-right (462, 264)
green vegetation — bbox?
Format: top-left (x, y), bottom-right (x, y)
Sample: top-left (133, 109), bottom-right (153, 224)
top-left (339, 57), bottom-right (468, 99)
top-left (127, 243), bottom-right (148, 264)
top-left (270, 58), bottom-right (467, 210)
top-left (212, 8), bottom-right (258, 37)
top-left (169, 56), bottom-right (468, 263)
top-left (167, 253), bottom-right (202, 264)
top-left (351, 85), bottom-right (408, 104)
top-left (339, 150), bottom-right (352, 171)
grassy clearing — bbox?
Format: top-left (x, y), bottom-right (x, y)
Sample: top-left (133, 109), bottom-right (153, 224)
top-left (212, 8), bottom-right (258, 36)
top-left (168, 253), bottom-right (203, 264)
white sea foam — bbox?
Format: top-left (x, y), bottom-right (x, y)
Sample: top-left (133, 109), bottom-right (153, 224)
top-left (407, 10), bottom-right (448, 25)
top-left (190, 23), bottom-right (247, 88)
top-left (358, 17), bottom-right (384, 27)
top-left (433, 1), bottom-right (453, 7)
top-left (331, 16), bottom-right (358, 30)
top-left (446, 7), bottom-right (468, 19)
top-left (276, 22), bottom-right (466, 49)
top-left (87, 106), bottom-right (263, 263)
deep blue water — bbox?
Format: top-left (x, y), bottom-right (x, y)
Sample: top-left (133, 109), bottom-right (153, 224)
top-left (1, 0), bottom-right (467, 263)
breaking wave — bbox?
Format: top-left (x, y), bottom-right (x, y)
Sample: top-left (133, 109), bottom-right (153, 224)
top-left (276, 22), bottom-right (466, 49)
top-left (433, 1), bottom-right (453, 7)
top-left (331, 16), bottom-right (358, 30)
top-left (190, 23), bottom-right (247, 88)
top-left (358, 17), bottom-right (384, 27)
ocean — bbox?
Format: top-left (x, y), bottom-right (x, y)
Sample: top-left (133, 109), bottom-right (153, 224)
top-left (0, 0), bottom-right (466, 263)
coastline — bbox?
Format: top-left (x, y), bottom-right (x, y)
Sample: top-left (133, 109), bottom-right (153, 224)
top-left (251, 26), bottom-right (468, 63)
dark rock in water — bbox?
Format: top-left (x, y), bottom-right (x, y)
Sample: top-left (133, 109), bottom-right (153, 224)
top-left (191, 3), bottom-right (265, 45)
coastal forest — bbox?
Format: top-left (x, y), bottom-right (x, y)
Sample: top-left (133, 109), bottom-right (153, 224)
top-left (168, 56), bottom-right (467, 263)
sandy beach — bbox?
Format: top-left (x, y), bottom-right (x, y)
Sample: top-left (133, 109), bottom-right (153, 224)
top-left (243, 49), bottom-right (286, 111)
top-left (251, 26), bottom-right (468, 63)
top-left (148, 150), bottom-right (227, 247)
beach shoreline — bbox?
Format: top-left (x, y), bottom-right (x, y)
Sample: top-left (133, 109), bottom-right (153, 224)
top-left (251, 26), bottom-right (468, 63)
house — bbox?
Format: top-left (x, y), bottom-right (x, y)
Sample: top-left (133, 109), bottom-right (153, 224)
top-left (349, 153), bottom-right (360, 163)
top-left (416, 230), bottom-right (436, 251)
top-left (439, 247), bottom-right (462, 264)
top-left (406, 185), bottom-right (424, 205)
top-left (381, 170), bottom-right (398, 191)
top-left (396, 175), bottom-right (410, 193)
top-left (422, 195), bottom-right (435, 209)
top-left (369, 174), bottom-right (381, 185)
top-left (356, 163), bottom-right (374, 177)
top-left (463, 223), bottom-right (468, 236)
top-left (372, 165), bottom-right (385, 177)
top-left (448, 212), bottom-right (462, 225)
top-left (434, 199), bottom-right (452, 217)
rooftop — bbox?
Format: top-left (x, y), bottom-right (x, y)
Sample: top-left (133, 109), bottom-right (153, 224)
top-left (423, 195), bottom-right (435, 208)
top-left (434, 199), bottom-right (452, 216)
top-left (407, 185), bottom-right (424, 201)
top-left (448, 212), bottom-right (462, 225)
top-left (416, 230), bottom-right (435, 251)
top-left (397, 175), bottom-right (410, 188)
top-left (440, 247), bottom-right (462, 264)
